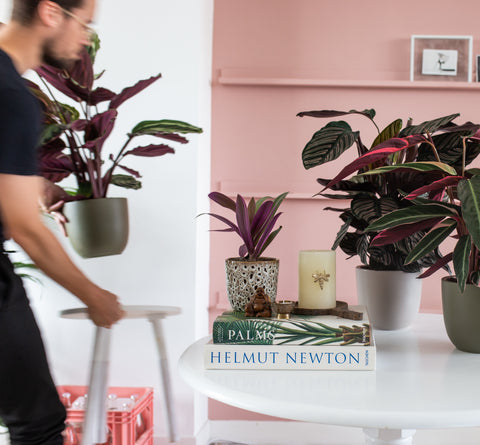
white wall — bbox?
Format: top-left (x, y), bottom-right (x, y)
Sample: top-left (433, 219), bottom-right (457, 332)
top-left (0, 0), bottom-right (212, 440)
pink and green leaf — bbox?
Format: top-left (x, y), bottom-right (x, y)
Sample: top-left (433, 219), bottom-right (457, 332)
top-left (404, 176), bottom-right (464, 200)
top-left (325, 134), bottom-right (427, 189)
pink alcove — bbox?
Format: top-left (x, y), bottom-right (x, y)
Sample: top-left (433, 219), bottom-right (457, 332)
top-left (208, 0), bottom-right (480, 421)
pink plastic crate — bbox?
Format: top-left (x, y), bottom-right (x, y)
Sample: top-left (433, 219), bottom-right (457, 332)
top-left (57, 385), bottom-right (153, 445)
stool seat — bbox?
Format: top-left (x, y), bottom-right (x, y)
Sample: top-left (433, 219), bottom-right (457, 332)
top-left (60, 305), bottom-right (180, 444)
top-left (61, 305), bottom-right (181, 320)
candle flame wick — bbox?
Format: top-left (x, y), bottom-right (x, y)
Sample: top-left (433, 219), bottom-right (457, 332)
top-left (312, 271), bottom-right (330, 290)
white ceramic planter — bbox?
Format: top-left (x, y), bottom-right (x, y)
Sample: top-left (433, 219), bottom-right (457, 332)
top-left (0, 428), bottom-right (10, 445)
top-left (356, 266), bottom-right (422, 330)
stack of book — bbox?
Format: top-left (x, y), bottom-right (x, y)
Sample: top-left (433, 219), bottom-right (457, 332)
top-left (204, 306), bottom-right (375, 370)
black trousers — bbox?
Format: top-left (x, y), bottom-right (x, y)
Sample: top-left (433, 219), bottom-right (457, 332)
top-left (0, 252), bottom-right (66, 444)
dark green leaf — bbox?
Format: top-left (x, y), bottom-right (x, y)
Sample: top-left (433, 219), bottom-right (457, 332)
top-left (457, 176), bottom-right (480, 249)
top-left (131, 119), bottom-right (203, 136)
top-left (111, 174), bottom-right (142, 190)
top-left (366, 203), bottom-right (458, 232)
top-left (40, 124), bottom-right (64, 144)
top-left (351, 195), bottom-right (398, 224)
top-left (399, 113), bottom-right (460, 137)
top-left (405, 221), bottom-right (457, 264)
top-left (331, 217), bottom-right (352, 250)
top-left (356, 233), bottom-right (370, 265)
top-left (297, 109), bottom-right (376, 120)
top-left (453, 235), bottom-right (472, 292)
top-left (339, 232), bottom-right (360, 256)
top-left (301, 121), bottom-right (359, 169)
top-left (371, 119), bottom-right (402, 148)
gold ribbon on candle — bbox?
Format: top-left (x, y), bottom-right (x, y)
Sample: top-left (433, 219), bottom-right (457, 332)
top-left (312, 271), bottom-right (330, 290)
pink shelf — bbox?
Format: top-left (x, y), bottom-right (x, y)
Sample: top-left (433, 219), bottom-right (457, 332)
top-left (218, 69), bottom-right (480, 90)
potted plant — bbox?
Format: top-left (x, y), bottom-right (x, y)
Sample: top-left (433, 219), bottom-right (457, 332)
top-left (297, 109), bottom-right (479, 329)
top-left (203, 191), bottom-right (288, 311)
top-left (28, 35), bottom-right (202, 258)
top-left (363, 132), bottom-right (480, 351)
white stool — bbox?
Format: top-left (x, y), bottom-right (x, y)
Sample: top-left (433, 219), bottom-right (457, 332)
top-left (60, 305), bottom-right (181, 445)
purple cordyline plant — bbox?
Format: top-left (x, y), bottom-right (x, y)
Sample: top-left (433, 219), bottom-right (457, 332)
top-left (203, 191), bottom-right (288, 261)
top-left (28, 35), bottom-right (202, 200)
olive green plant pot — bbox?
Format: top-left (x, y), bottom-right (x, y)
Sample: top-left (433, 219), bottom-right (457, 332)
top-left (63, 197), bottom-right (129, 259)
top-left (442, 277), bottom-right (480, 353)
top-left (225, 257), bottom-right (279, 311)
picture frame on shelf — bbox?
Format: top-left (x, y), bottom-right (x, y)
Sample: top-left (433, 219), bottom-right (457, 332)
top-left (410, 35), bottom-right (473, 82)
top-left (476, 55), bottom-right (480, 82)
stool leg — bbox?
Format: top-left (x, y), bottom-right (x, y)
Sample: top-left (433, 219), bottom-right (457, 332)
top-left (81, 326), bottom-right (111, 445)
top-left (150, 317), bottom-right (178, 442)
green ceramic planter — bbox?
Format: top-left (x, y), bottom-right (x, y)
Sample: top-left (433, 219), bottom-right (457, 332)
top-left (442, 276), bottom-right (480, 353)
top-left (63, 197), bottom-right (129, 258)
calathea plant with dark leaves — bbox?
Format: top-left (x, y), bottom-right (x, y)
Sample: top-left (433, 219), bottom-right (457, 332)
top-left (28, 35), bottom-right (202, 201)
top-left (202, 191), bottom-right (288, 261)
top-left (365, 134), bottom-right (480, 292)
top-left (298, 109), bottom-right (480, 272)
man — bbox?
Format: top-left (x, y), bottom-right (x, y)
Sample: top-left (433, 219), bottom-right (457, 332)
top-left (0, 0), bottom-right (124, 442)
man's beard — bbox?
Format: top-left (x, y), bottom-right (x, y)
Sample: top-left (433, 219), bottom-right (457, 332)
top-left (41, 39), bottom-right (74, 70)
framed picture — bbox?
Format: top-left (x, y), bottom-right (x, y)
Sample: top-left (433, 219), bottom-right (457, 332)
top-left (477, 55), bottom-right (480, 82)
top-left (410, 35), bottom-right (473, 82)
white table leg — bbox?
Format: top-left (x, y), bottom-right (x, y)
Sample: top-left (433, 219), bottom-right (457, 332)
top-left (363, 428), bottom-right (416, 445)
top-left (150, 317), bottom-right (178, 442)
top-left (81, 327), bottom-right (111, 445)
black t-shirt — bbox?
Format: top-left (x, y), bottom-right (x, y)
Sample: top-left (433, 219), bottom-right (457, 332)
top-left (0, 49), bottom-right (41, 242)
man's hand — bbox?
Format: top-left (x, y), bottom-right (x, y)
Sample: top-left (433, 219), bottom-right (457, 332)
top-left (86, 289), bottom-right (125, 328)
top-left (38, 178), bottom-right (71, 236)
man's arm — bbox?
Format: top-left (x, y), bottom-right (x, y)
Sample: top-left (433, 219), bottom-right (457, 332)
top-left (0, 173), bottom-right (124, 327)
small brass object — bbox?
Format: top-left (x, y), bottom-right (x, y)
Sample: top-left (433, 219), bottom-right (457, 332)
top-left (274, 300), bottom-right (296, 319)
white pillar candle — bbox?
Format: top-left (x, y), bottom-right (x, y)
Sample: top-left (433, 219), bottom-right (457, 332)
top-left (298, 250), bottom-right (336, 309)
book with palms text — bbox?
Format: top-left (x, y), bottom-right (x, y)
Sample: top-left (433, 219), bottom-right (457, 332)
top-left (212, 306), bottom-right (372, 346)
top-left (206, 306), bottom-right (375, 370)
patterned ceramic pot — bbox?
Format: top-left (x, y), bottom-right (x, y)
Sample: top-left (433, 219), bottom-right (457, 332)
top-left (225, 257), bottom-right (279, 311)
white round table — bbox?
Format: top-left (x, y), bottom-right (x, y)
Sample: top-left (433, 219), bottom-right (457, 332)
top-left (179, 314), bottom-right (480, 445)
top-left (61, 305), bottom-right (181, 445)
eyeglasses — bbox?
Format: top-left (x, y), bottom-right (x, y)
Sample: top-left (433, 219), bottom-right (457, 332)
top-left (59, 6), bottom-right (96, 40)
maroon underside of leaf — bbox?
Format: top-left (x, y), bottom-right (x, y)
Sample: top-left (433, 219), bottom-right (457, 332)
top-left (252, 212), bottom-right (282, 258)
top-left (153, 132), bottom-right (189, 144)
top-left (418, 252), bottom-right (453, 278)
top-left (124, 144), bottom-right (175, 157)
top-left (68, 49), bottom-right (94, 90)
top-left (117, 164), bottom-right (142, 178)
top-left (235, 195), bottom-right (254, 253)
top-left (208, 192), bottom-right (236, 212)
top-left (36, 58), bottom-right (92, 103)
top-left (250, 201), bottom-right (274, 240)
top-left (370, 218), bottom-right (443, 247)
top-left (109, 74), bottom-right (162, 110)
top-left (88, 87), bottom-right (116, 106)
top-left (405, 176), bottom-right (464, 200)
top-left (83, 109), bottom-right (117, 152)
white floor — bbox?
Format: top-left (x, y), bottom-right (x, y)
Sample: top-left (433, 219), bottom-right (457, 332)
top-left (155, 421), bottom-right (480, 445)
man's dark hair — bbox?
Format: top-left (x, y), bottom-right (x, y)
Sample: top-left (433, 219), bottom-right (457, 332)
top-left (12, 0), bottom-right (84, 25)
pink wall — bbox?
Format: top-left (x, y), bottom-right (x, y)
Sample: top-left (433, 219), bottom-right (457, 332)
top-left (209, 0), bottom-right (480, 420)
